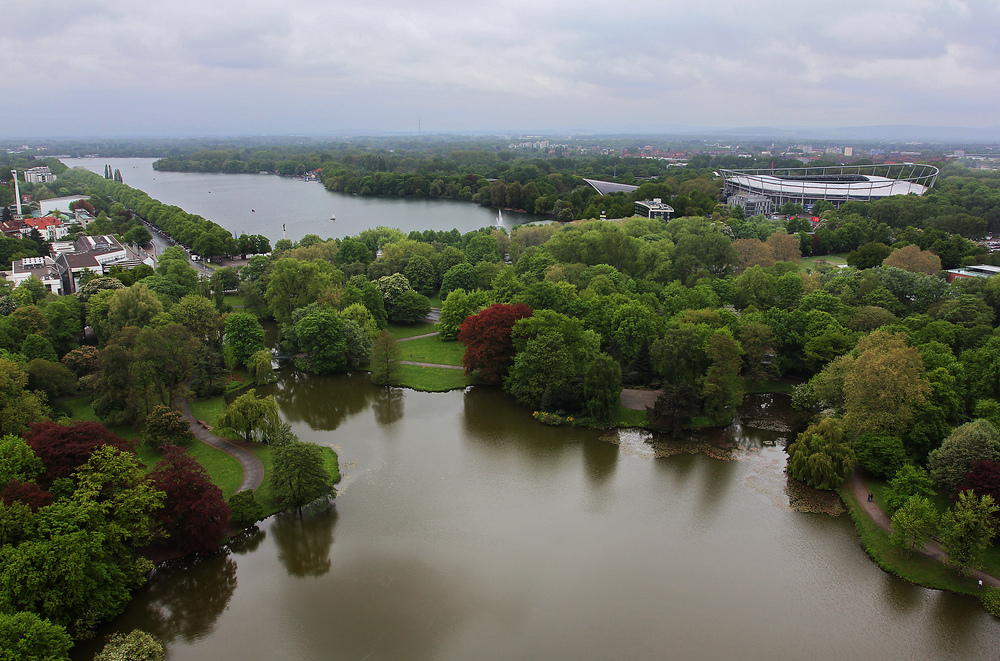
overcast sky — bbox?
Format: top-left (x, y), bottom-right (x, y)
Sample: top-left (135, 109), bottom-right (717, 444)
top-left (4, 0), bottom-right (999, 138)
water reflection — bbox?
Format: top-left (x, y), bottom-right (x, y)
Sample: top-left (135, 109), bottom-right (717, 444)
top-left (272, 506), bottom-right (339, 577)
top-left (228, 526), bottom-right (267, 555)
top-left (373, 387), bottom-right (405, 428)
top-left (265, 371), bottom-right (375, 430)
top-left (581, 438), bottom-right (618, 485)
top-left (281, 552), bottom-right (517, 661)
top-left (929, 591), bottom-right (985, 657)
top-left (882, 572), bottom-right (923, 614)
top-left (139, 553), bottom-right (238, 643)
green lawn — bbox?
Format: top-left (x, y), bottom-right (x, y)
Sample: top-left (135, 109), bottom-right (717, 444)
top-left (388, 321), bottom-right (439, 339)
top-left (223, 293), bottom-right (246, 308)
top-left (399, 335), bottom-right (464, 366)
top-left (190, 396), bottom-right (227, 427)
top-left (393, 364), bottom-right (474, 391)
top-left (743, 379), bottom-right (796, 394)
top-left (610, 405), bottom-right (648, 428)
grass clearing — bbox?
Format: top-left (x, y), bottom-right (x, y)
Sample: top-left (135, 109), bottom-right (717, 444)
top-left (399, 335), bottom-right (464, 366)
top-left (389, 321), bottom-right (439, 339)
top-left (394, 364), bottom-right (474, 391)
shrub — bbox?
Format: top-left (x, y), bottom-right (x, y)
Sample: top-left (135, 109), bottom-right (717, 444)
top-left (982, 586), bottom-right (1000, 617)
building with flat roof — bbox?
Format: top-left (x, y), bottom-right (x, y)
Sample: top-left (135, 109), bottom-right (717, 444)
top-left (3, 256), bottom-right (64, 295)
top-left (726, 194), bottom-right (772, 216)
top-left (945, 264), bottom-right (1000, 283)
top-left (634, 198), bottom-right (674, 220)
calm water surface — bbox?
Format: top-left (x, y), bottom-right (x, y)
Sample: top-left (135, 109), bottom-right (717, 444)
top-left (62, 158), bottom-right (543, 244)
top-left (75, 377), bottom-right (1000, 661)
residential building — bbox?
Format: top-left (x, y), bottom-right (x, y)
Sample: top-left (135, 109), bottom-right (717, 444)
top-left (23, 166), bottom-right (56, 183)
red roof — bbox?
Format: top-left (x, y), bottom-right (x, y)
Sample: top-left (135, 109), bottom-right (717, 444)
top-left (23, 216), bottom-right (63, 230)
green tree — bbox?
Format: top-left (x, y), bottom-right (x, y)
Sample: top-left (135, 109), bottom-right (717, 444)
top-left (388, 290), bottom-right (431, 324)
top-left (0, 434), bottom-right (44, 487)
top-left (928, 419), bottom-right (1000, 491)
top-left (270, 441), bottom-right (336, 512)
top-left (583, 353), bottom-right (622, 422)
top-left (223, 312), bottom-right (266, 368)
top-left (264, 259), bottom-right (332, 325)
top-left (786, 417), bottom-right (855, 490)
top-left (854, 433), bottom-right (908, 480)
top-left (939, 490), bottom-right (998, 576)
top-left (227, 490), bottom-right (264, 529)
top-left (20, 334), bottom-right (58, 363)
top-left (701, 332), bottom-right (744, 424)
top-left (0, 357), bottom-right (49, 437)
top-left (294, 307), bottom-right (349, 374)
top-left (216, 389), bottom-right (280, 443)
top-left (843, 331), bottom-right (930, 437)
top-left (246, 349), bottom-right (275, 386)
top-left (104, 285), bottom-right (164, 341)
top-left (885, 465), bottom-right (936, 514)
top-left (402, 254), bottom-right (437, 296)
top-left (889, 496), bottom-right (939, 556)
top-left (370, 330), bottom-right (401, 386)
top-left (0, 611), bottom-right (72, 661)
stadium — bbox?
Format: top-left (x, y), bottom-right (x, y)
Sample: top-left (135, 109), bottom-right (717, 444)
top-left (720, 163), bottom-right (940, 214)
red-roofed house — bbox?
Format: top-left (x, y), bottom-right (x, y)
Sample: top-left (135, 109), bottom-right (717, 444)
top-left (22, 216), bottom-right (68, 241)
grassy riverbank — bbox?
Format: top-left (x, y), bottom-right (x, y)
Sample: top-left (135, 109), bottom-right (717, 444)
top-left (837, 480), bottom-right (1000, 604)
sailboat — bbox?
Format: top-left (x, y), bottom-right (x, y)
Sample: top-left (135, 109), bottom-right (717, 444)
top-left (330, 212), bottom-right (336, 221)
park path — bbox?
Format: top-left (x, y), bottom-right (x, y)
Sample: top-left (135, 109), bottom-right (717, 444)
top-left (847, 469), bottom-right (1000, 588)
top-left (620, 389), bottom-right (662, 411)
top-left (173, 396), bottom-right (264, 493)
top-left (398, 332), bottom-right (440, 342)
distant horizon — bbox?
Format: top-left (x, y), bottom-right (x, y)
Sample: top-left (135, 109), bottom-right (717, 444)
top-left (5, 123), bottom-right (1000, 146)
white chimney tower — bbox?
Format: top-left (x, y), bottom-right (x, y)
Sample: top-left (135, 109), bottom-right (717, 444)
top-left (10, 170), bottom-right (22, 217)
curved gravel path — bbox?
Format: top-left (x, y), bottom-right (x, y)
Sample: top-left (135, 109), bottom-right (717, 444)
top-left (848, 469), bottom-right (999, 588)
top-left (173, 396), bottom-right (264, 493)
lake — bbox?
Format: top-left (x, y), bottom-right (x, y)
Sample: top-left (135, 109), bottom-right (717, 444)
top-left (73, 377), bottom-right (1000, 661)
top-left (62, 158), bottom-right (545, 244)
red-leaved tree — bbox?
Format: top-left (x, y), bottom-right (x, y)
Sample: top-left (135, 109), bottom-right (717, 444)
top-left (0, 479), bottom-right (54, 510)
top-left (458, 303), bottom-right (533, 385)
top-left (149, 445), bottom-right (230, 555)
top-left (25, 421), bottom-right (135, 486)
top-left (954, 459), bottom-right (1000, 506)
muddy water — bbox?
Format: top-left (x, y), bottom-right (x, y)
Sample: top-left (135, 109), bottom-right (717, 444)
top-left (80, 381), bottom-right (1000, 660)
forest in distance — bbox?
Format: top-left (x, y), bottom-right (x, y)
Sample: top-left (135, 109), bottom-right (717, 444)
top-left (7, 139), bottom-right (1000, 656)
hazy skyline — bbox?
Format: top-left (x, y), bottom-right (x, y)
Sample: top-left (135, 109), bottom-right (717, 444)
top-left (5, 0), bottom-right (1000, 138)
